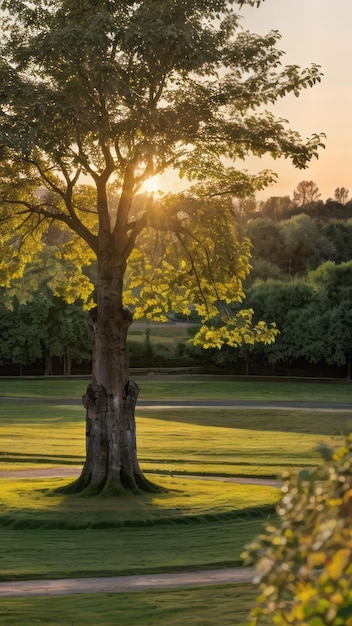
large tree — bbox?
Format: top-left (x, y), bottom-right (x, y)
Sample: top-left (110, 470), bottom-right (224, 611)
top-left (0, 0), bottom-right (324, 495)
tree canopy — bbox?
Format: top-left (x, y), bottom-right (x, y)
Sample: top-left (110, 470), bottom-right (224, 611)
top-left (0, 0), bottom-right (325, 494)
top-left (0, 0), bottom-right (324, 304)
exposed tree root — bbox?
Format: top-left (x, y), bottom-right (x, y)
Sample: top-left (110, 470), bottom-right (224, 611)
top-left (54, 469), bottom-right (165, 497)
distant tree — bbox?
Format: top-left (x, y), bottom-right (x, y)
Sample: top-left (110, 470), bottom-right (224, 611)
top-left (246, 278), bottom-right (314, 368)
top-left (0, 290), bottom-right (92, 376)
top-left (245, 218), bottom-right (283, 267)
top-left (247, 258), bottom-right (285, 284)
top-left (286, 297), bottom-right (352, 367)
top-left (1, 246), bottom-right (93, 374)
top-left (0, 293), bottom-right (47, 375)
top-left (259, 195), bottom-right (294, 220)
top-left (308, 260), bottom-right (352, 306)
top-left (278, 214), bottom-right (332, 275)
top-left (322, 220), bottom-right (352, 264)
top-left (293, 180), bottom-right (321, 206)
top-left (240, 267), bottom-right (352, 371)
top-left (232, 195), bottom-right (258, 228)
top-left (343, 199), bottom-right (352, 217)
top-left (243, 435), bottom-right (352, 626)
top-left (321, 198), bottom-right (352, 221)
top-left (245, 212), bottom-right (336, 282)
top-left (334, 186), bottom-right (349, 204)
top-left (44, 297), bottom-right (93, 376)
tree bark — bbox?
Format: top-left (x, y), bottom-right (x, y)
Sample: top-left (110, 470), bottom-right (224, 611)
top-left (63, 353), bottom-right (72, 377)
top-left (44, 351), bottom-right (52, 376)
top-left (61, 251), bottom-right (159, 496)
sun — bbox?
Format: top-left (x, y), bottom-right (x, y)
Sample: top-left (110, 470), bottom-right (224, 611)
top-left (143, 176), bottom-right (160, 194)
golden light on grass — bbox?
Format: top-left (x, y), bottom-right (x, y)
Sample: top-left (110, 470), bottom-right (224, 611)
top-left (0, 476), bottom-right (280, 529)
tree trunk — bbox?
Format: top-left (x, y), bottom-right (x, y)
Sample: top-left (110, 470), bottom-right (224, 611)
top-left (63, 353), bottom-right (72, 377)
top-left (44, 351), bottom-right (52, 376)
top-left (61, 253), bottom-right (159, 496)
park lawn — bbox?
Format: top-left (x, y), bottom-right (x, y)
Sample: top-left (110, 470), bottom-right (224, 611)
top-left (0, 404), bottom-right (349, 476)
top-left (0, 387), bottom-right (350, 603)
top-left (138, 379), bottom-right (352, 403)
top-left (0, 584), bottom-right (255, 626)
top-left (138, 411), bottom-right (349, 477)
top-left (0, 517), bottom-right (266, 581)
top-left (0, 476), bottom-right (279, 530)
top-left (1, 377), bottom-right (352, 402)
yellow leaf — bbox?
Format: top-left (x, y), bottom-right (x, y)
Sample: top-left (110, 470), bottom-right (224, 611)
top-left (307, 552), bottom-right (326, 568)
top-left (326, 549), bottom-right (351, 580)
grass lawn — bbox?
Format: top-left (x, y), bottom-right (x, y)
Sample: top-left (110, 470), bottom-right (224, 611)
top-left (0, 584), bottom-right (256, 626)
top-left (138, 379), bottom-right (352, 403)
top-left (0, 403), bottom-right (349, 476)
top-left (0, 476), bottom-right (279, 530)
top-left (0, 517), bottom-right (267, 581)
top-left (0, 395), bottom-right (349, 580)
top-left (0, 378), bottom-right (350, 626)
top-left (1, 377), bottom-right (352, 402)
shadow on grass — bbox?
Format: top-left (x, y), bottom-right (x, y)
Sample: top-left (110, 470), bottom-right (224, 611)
top-left (0, 452), bottom-right (84, 465)
top-left (0, 476), bottom-right (278, 531)
top-left (142, 408), bottom-right (352, 436)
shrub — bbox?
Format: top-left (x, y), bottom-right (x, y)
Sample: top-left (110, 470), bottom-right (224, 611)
top-left (243, 434), bottom-right (352, 625)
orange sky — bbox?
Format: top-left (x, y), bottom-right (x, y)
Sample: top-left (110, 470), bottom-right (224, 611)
top-left (239, 0), bottom-right (352, 201)
top-left (157, 1), bottom-right (352, 203)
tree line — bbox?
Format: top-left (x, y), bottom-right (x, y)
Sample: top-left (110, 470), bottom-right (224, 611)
top-left (187, 183), bottom-right (352, 376)
top-left (2, 184), bottom-right (352, 377)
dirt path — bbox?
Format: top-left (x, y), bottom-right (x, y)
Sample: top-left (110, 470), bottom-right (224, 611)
top-left (0, 567), bottom-right (256, 598)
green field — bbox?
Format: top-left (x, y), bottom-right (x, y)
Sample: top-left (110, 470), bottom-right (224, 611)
top-left (0, 584), bottom-right (256, 626)
top-left (0, 517), bottom-right (266, 580)
top-left (1, 403), bottom-right (350, 477)
top-left (1, 376), bottom-right (352, 402)
top-left (0, 378), bottom-right (350, 625)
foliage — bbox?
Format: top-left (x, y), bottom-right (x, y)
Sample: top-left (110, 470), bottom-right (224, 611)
top-left (293, 180), bottom-right (321, 206)
top-left (204, 260), bottom-right (352, 373)
top-left (259, 195), bottom-right (294, 221)
top-left (0, 259), bottom-right (93, 373)
top-left (243, 435), bottom-right (352, 625)
top-left (0, 294), bottom-right (47, 368)
top-left (278, 214), bottom-right (333, 275)
top-left (244, 214), bottom-right (334, 284)
top-left (245, 218), bottom-right (283, 268)
top-left (0, 0), bottom-right (324, 347)
top-left (3, 243), bottom-right (95, 308)
top-left (322, 220), bottom-right (352, 264)
top-left (334, 187), bottom-right (349, 205)
top-left (250, 264), bottom-right (352, 368)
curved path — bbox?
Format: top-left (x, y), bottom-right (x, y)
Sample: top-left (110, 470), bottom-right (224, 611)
top-left (0, 567), bottom-right (256, 598)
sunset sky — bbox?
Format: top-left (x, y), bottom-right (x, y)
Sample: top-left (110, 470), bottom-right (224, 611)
top-left (159, 1), bottom-right (352, 202)
top-left (237, 0), bottom-right (352, 201)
